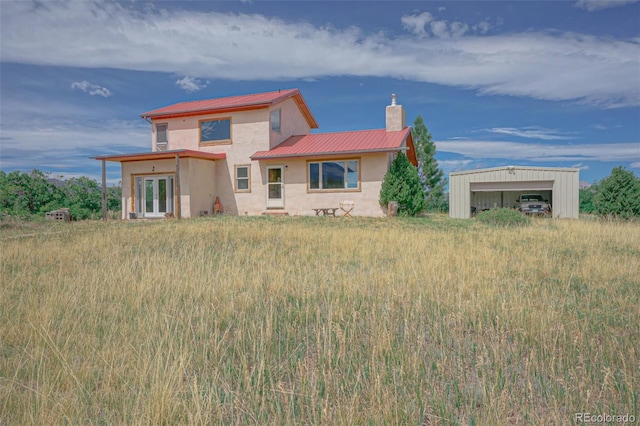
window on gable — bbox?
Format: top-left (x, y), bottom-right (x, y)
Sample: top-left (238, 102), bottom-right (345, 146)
top-left (200, 118), bottom-right (231, 144)
top-left (308, 159), bottom-right (359, 191)
top-left (271, 109), bottom-right (281, 133)
top-left (156, 124), bottom-right (168, 150)
top-left (234, 164), bottom-right (251, 192)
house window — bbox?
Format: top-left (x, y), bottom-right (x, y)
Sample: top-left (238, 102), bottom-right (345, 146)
top-left (156, 123), bottom-right (168, 150)
top-left (234, 164), bottom-right (251, 192)
top-left (308, 159), bottom-right (359, 191)
top-left (200, 118), bottom-right (231, 144)
top-left (271, 109), bottom-right (281, 133)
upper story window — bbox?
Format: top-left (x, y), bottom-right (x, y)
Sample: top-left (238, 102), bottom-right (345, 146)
top-left (200, 118), bottom-right (231, 144)
top-left (308, 159), bottom-right (359, 191)
top-left (270, 109), bottom-right (281, 133)
top-left (156, 123), bottom-right (168, 150)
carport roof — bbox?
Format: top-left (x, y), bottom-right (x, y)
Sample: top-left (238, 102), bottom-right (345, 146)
top-left (450, 166), bottom-right (579, 176)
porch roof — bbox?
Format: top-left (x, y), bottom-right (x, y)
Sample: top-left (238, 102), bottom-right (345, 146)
top-left (250, 128), bottom-right (416, 165)
top-left (94, 149), bottom-right (226, 163)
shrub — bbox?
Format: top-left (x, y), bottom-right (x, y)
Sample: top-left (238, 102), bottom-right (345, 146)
top-left (476, 208), bottom-right (530, 227)
top-left (379, 152), bottom-right (425, 216)
top-left (593, 167), bottom-right (640, 219)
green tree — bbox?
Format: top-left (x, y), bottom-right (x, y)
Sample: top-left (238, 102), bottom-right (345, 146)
top-left (412, 116), bottom-right (447, 212)
top-left (579, 185), bottom-right (597, 214)
top-left (0, 170), bottom-right (119, 221)
top-left (107, 183), bottom-right (122, 212)
top-left (60, 177), bottom-right (102, 220)
top-left (0, 170), bottom-right (61, 217)
top-left (379, 152), bottom-right (425, 216)
top-left (593, 167), bottom-right (640, 219)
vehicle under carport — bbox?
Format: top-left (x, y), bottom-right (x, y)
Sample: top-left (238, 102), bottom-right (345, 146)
top-left (449, 166), bottom-right (579, 219)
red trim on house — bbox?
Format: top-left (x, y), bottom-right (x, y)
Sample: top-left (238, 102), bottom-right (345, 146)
top-left (94, 149), bottom-right (226, 163)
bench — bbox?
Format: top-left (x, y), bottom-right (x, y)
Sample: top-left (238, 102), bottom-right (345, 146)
top-left (312, 208), bottom-right (338, 217)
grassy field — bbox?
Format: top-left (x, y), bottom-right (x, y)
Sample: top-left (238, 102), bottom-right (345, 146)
top-left (1, 216), bottom-right (638, 424)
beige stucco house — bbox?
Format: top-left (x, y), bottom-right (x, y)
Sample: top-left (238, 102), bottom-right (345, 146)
top-left (97, 89), bottom-right (417, 218)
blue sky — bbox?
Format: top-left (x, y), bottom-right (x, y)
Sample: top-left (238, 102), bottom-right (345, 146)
top-left (1, 0), bottom-right (639, 186)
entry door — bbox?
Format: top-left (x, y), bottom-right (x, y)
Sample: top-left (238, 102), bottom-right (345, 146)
top-left (140, 176), bottom-right (174, 218)
top-left (266, 166), bottom-right (284, 208)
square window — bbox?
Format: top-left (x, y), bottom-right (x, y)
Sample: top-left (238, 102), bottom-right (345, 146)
top-left (201, 118), bottom-right (231, 143)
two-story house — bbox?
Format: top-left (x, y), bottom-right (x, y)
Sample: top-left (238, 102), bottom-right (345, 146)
top-left (96, 89), bottom-right (417, 218)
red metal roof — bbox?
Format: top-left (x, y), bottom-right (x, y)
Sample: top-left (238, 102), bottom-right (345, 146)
top-left (251, 128), bottom-right (416, 164)
top-left (140, 88), bottom-right (318, 128)
top-left (94, 149), bottom-right (226, 163)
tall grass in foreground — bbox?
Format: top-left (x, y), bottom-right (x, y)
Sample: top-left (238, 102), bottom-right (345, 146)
top-left (1, 216), bottom-right (638, 424)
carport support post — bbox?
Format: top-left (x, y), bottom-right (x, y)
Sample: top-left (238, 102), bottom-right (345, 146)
top-left (175, 154), bottom-right (181, 219)
top-left (101, 159), bottom-right (107, 221)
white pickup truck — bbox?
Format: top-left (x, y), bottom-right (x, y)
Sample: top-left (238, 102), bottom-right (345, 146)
top-left (515, 194), bottom-right (551, 216)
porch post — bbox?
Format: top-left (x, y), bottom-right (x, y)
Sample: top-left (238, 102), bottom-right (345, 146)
top-left (175, 154), bottom-right (181, 219)
top-left (101, 159), bottom-right (107, 221)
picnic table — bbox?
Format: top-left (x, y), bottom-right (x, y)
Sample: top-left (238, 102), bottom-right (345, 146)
top-left (312, 208), bottom-right (339, 217)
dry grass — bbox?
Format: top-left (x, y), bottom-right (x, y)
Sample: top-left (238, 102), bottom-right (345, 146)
top-left (1, 216), bottom-right (638, 424)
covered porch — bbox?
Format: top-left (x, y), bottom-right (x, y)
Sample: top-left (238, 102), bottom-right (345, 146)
top-left (95, 149), bottom-right (226, 219)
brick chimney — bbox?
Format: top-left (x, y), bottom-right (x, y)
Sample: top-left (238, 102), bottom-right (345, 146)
top-left (385, 93), bottom-right (406, 132)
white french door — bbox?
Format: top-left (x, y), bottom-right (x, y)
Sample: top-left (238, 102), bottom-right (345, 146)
top-left (135, 175), bottom-right (174, 218)
top-left (266, 166), bottom-right (284, 208)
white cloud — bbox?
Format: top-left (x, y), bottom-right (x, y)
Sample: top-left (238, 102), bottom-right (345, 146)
top-left (449, 22), bottom-right (470, 38)
top-left (485, 127), bottom-right (577, 140)
top-left (438, 159), bottom-right (474, 171)
top-left (71, 80), bottom-right (112, 97)
top-left (571, 163), bottom-right (590, 170)
top-left (631, 162), bottom-right (640, 168)
top-left (575, 0), bottom-right (639, 11)
top-left (473, 20), bottom-right (491, 34)
top-left (401, 12), bottom-right (433, 37)
top-left (175, 76), bottom-right (208, 93)
top-left (402, 12), bottom-right (471, 39)
top-left (429, 20), bottom-right (449, 38)
top-left (1, 1), bottom-right (638, 107)
top-left (436, 140), bottom-right (640, 163)
top-left (0, 118), bottom-right (148, 183)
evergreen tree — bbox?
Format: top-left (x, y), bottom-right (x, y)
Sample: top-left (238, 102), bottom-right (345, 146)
top-left (593, 167), bottom-right (640, 219)
top-left (379, 152), bottom-right (425, 216)
top-left (579, 185), bottom-right (597, 214)
top-left (412, 116), bottom-right (447, 211)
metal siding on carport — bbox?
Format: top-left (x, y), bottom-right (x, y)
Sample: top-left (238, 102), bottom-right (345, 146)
top-left (449, 167), bottom-right (579, 219)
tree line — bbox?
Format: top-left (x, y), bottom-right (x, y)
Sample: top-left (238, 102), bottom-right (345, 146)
top-left (0, 170), bottom-right (121, 220)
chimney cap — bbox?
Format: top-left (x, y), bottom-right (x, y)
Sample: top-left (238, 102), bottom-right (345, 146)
top-left (391, 93), bottom-right (397, 106)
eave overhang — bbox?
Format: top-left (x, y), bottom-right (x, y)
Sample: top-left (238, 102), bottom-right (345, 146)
top-left (93, 149), bottom-right (226, 163)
